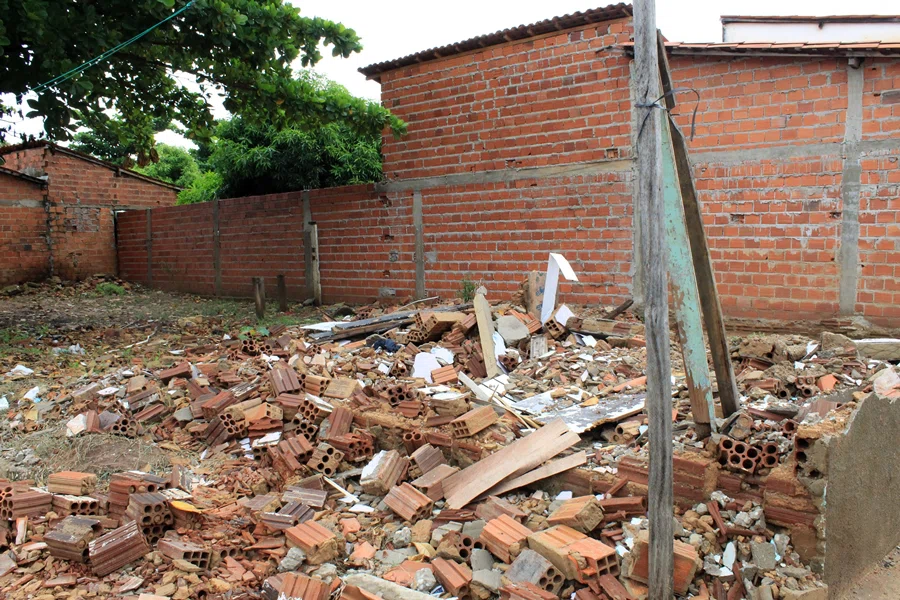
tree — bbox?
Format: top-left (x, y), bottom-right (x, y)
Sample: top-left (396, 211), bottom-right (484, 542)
top-left (205, 114), bottom-right (383, 199)
top-left (134, 144), bottom-right (200, 187)
top-left (70, 116), bottom-right (172, 167)
top-left (0, 0), bottom-right (404, 161)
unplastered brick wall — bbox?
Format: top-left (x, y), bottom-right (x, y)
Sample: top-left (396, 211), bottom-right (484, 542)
top-left (667, 55), bottom-right (900, 325)
top-left (0, 174), bottom-right (50, 284)
top-left (118, 185), bottom-right (414, 304)
top-left (116, 19), bottom-right (900, 327)
top-left (410, 173), bottom-right (633, 305)
top-left (0, 145), bottom-right (178, 283)
top-left (379, 18), bottom-right (634, 180)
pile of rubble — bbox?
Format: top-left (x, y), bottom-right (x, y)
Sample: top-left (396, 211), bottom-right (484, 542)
top-left (1, 289), bottom-right (898, 600)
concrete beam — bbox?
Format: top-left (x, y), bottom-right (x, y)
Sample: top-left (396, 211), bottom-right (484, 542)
top-left (375, 158), bottom-right (632, 193)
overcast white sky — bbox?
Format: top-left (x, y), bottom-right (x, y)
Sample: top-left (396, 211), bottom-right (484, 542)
top-left (5, 0), bottom-right (900, 145)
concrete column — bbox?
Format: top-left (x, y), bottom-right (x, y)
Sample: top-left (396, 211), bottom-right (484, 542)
top-left (838, 60), bottom-right (864, 315)
top-left (212, 200), bottom-right (222, 296)
top-left (413, 191), bottom-right (425, 299)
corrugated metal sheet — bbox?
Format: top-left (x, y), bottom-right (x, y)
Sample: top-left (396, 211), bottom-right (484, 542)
top-left (359, 3), bottom-right (632, 81)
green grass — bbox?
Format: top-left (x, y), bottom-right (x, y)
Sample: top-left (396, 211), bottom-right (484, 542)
top-left (94, 282), bottom-right (126, 296)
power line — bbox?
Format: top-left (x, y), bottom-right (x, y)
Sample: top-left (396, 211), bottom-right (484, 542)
top-left (30, 1), bottom-right (195, 95)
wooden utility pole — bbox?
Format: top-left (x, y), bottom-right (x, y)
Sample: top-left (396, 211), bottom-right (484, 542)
top-left (277, 274), bottom-right (289, 313)
top-left (633, 0), bottom-right (674, 598)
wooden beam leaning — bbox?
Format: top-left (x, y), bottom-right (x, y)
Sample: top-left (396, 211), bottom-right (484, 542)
top-left (660, 110), bottom-right (716, 434)
top-left (634, 2), bottom-right (674, 598)
top-left (656, 41), bottom-right (740, 418)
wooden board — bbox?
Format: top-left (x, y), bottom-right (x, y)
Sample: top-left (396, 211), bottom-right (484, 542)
top-left (473, 293), bottom-right (500, 378)
top-left (442, 419), bottom-right (576, 509)
top-left (480, 451), bottom-right (588, 498)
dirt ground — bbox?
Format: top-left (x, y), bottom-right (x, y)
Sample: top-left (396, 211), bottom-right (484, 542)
top-left (842, 546), bottom-right (900, 599)
top-left (0, 277), bottom-right (321, 481)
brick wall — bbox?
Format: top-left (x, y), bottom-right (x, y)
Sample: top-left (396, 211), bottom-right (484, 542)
top-left (0, 174), bottom-right (50, 284)
top-left (118, 185), bottom-right (414, 304)
top-left (0, 145), bottom-right (178, 284)
top-left (114, 17), bottom-right (900, 327)
top-left (379, 19), bottom-right (633, 180)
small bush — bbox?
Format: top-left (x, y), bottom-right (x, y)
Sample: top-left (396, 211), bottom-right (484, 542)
top-left (459, 277), bottom-right (477, 302)
top-left (95, 282), bottom-right (126, 296)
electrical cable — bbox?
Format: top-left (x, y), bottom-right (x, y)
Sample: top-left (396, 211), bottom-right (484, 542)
top-left (30, 1), bottom-right (195, 95)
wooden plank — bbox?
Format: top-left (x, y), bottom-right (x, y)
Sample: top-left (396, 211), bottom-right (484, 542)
top-left (442, 419), bottom-right (574, 509)
top-left (660, 111), bottom-right (715, 432)
top-left (658, 60), bottom-right (740, 419)
top-left (634, 6), bottom-right (674, 598)
top-left (480, 451), bottom-right (587, 498)
top-left (473, 293), bottom-right (499, 378)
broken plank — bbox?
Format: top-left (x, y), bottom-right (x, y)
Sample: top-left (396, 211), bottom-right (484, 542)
top-left (442, 419), bottom-right (575, 509)
top-left (473, 293), bottom-right (499, 378)
top-left (480, 451), bottom-right (587, 498)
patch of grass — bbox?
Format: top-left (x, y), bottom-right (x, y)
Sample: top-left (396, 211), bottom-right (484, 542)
top-left (257, 312), bottom-right (320, 329)
top-left (94, 282), bottom-right (126, 296)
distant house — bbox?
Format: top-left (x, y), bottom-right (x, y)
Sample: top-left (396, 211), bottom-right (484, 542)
top-left (0, 141), bottom-right (178, 285)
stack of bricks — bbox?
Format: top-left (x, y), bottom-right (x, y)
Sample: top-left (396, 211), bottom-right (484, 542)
top-left (328, 432), bottom-right (375, 462)
top-left (451, 406), bottom-right (499, 438)
top-left (89, 520), bottom-right (151, 576)
top-left (45, 516), bottom-right (104, 563)
top-left (307, 444), bottom-right (344, 477)
top-left (125, 492), bottom-right (173, 543)
top-left (107, 471), bottom-right (172, 524)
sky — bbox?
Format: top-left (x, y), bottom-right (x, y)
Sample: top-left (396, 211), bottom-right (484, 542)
top-left (5, 0), bottom-right (900, 146)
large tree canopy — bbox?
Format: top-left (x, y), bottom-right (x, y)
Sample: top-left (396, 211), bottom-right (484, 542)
top-left (0, 0), bottom-right (404, 160)
top-left (182, 110), bottom-right (383, 202)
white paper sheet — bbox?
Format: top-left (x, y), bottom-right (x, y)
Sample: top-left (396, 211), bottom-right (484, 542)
top-left (540, 253), bottom-right (579, 323)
